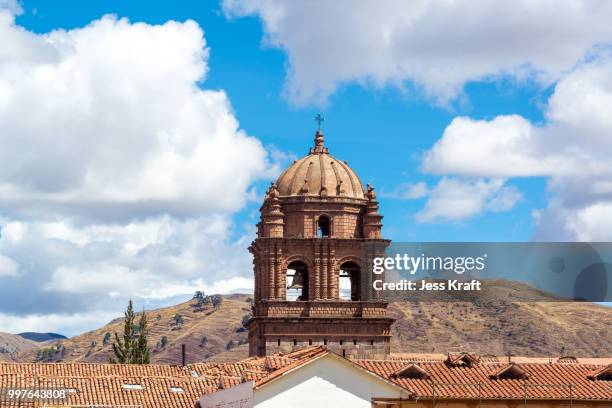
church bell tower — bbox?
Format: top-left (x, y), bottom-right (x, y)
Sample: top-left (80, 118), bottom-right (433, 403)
top-left (247, 124), bottom-right (394, 359)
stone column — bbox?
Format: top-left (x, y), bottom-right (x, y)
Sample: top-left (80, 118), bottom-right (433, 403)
top-left (275, 253), bottom-right (283, 299)
top-left (254, 258), bottom-right (260, 300)
top-left (364, 253), bottom-right (373, 300)
top-left (268, 255), bottom-right (276, 300)
top-left (328, 250), bottom-right (336, 299)
top-left (321, 244), bottom-right (328, 299)
top-left (314, 258), bottom-right (321, 300)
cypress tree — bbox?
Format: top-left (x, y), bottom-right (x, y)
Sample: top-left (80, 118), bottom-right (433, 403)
top-left (110, 300), bottom-right (150, 364)
top-left (136, 308), bottom-right (150, 364)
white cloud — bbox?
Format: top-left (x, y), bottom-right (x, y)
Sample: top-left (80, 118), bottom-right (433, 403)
top-left (0, 12), bottom-right (275, 334)
top-left (223, 0), bottom-right (612, 105)
top-left (0, 215), bottom-right (255, 333)
top-left (0, 254), bottom-right (18, 277)
top-left (422, 53), bottom-right (612, 238)
top-left (422, 115), bottom-right (574, 177)
top-left (139, 277), bottom-right (254, 300)
top-left (0, 0), bottom-right (21, 15)
top-left (46, 265), bottom-right (146, 294)
top-left (0, 310), bottom-right (118, 336)
top-left (0, 11), bottom-right (275, 222)
top-left (415, 177), bottom-right (521, 223)
top-left (381, 181), bottom-right (428, 200)
top-left (486, 186), bottom-right (523, 213)
top-left (564, 203), bottom-right (612, 241)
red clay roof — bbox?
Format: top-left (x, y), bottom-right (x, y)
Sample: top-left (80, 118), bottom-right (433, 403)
top-left (587, 364), bottom-right (612, 380)
top-left (488, 363), bottom-right (530, 380)
top-left (0, 347), bottom-right (610, 406)
top-left (356, 358), bottom-right (612, 400)
top-left (446, 351), bottom-right (481, 367)
top-left (391, 363), bottom-right (431, 379)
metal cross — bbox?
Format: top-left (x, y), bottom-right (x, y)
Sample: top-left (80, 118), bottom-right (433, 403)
top-left (315, 113), bottom-right (324, 130)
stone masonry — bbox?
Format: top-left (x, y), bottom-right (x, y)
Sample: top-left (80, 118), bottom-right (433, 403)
top-left (246, 129), bottom-right (394, 359)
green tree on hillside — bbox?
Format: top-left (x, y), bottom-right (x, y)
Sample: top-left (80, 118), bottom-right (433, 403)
top-left (110, 300), bottom-right (150, 364)
top-left (211, 294), bottom-right (223, 308)
top-left (135, 308), bottom-right (150, 363)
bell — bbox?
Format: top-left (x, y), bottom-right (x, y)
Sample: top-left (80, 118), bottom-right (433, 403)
top-left (288, 273), bottom-right (305, 289)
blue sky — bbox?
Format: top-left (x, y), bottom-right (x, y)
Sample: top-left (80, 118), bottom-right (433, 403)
top-left (15, 0), bottom-right (547, 241)
top-left (1, 0), bottom-right (611, 334)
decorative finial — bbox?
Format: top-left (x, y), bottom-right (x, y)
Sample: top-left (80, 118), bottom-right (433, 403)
top-left (315, 113), bottom-right (324, 131)
top-left (266, 182), bottom-right (279, 200)
top-left (312, 113), bottom-right (328, 154)
top-left (366, 184), bottom-right (377, 200)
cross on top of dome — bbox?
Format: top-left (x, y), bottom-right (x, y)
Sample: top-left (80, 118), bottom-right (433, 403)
top-left (312, 113), bottom-right (328, 154)
top-left (315, 113), bottom-right (324, 130)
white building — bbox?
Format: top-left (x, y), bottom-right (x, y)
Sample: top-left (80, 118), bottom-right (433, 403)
top-left (200, 350), bottom-right (408, 408)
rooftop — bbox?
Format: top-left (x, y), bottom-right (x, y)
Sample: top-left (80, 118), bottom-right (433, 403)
top-left (0, 347), bottom-right (610, 406)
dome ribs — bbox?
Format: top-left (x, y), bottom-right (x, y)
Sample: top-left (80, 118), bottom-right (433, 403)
top-left (287, 157), bottom-right (311, 196)
top-left (318, 154), bottom-right (328, 196)
top-left (275, 130), bottom-right (365, 199)
top-left (335, 158), bottom-right (358, 198)
top-left (330, 161), bottom-right (345, 195)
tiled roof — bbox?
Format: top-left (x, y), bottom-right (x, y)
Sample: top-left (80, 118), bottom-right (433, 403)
top-left (446, 351), bottom-right (481, 367)
top-left (0, 347), bottom-right (610, 406)
top-left (0, 347), bottom-right (329, 407)
top-left (188, 346), bottom-right (328, 388)
top-left (388, 353), bottom-right (612, 365)
top-left (391, 363), bottom-right (431, 379)
top-left (0, 374), bottom-right (218, 407)
top-left (0, 362), bottom-right (188, 378)
top-left (488, 363), bottom-right (530, 380)
top-left (587, 364), bottom-right (612, 380)
top-left (356, 358), bottom-right (612, 400)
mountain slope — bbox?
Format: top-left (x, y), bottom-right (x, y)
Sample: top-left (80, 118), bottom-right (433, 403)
top-left (19, 294), bottom-right (253, 364)
top-left (0, 332), bottom-right (38, 361)
top-left (387, 279), bottom-right (612, 357)
top-left (18, 332), bottom-right (67, 342)
top-left (18, 282), bottom-right (612, 363)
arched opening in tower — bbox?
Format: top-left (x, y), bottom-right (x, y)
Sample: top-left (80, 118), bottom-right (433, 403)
top-left (317, 215), bottom-right (331, 238)
top-left (339, 261), bottom-right (360, 301)
top-left (286, 261), bottom-right (309, 301)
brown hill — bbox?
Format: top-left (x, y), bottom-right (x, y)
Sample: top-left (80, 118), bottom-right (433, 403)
top-left (0, 332), bottom-right (39, 361)
top-left (18, 294), bottom-right (253, 365)
top-left (18, 282), bottom-right (612, 363)
top-left (386, 279), bottom-right (612, 357)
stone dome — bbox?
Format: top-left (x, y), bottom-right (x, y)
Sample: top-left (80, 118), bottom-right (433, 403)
top-left (276, 131), bottom-right (365, 199)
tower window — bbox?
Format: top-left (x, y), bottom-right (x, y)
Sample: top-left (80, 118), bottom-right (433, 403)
top-left (317, 215), bottom-right (331, 238)
top-left (286, 261), bottom-right (309, 301)
top-left (339, 261), bottom-right (361, 301)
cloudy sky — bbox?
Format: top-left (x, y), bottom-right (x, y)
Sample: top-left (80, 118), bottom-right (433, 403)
top-left (1, 0), bottom-right (612, 335)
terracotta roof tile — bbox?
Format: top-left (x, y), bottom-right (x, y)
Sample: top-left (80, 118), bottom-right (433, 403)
top-left (391, 363), bottom-right (431, 380)
top-left (356, 359), bottom-right (612, 400)
top-left (587, 364), bottom-right (612, 380)
top-left (0, 347), bottom-right (609, 405)
top-left (489, 363), bottom-right (529, 380)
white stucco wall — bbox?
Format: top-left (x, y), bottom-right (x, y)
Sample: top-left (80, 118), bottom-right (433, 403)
top-left (254, 354), bottom-right (408, 408)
